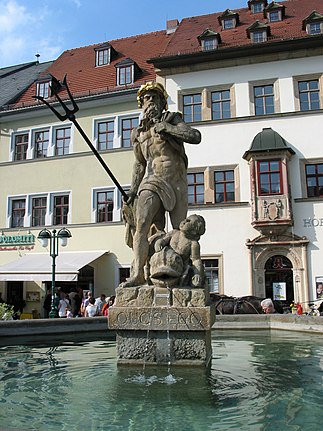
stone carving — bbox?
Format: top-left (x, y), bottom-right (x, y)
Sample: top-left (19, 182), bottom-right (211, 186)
top-left (149, 214), bottom-right (206, 287)
top-left (263, 199), bottom-right (283, 220)
top-left (122, 82), bottom-right (201, 287)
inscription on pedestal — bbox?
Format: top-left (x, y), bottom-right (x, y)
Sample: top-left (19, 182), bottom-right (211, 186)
top-left (108, 306), bottom-right (214, 331)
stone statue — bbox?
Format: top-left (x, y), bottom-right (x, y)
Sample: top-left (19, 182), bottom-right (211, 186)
top-left (122, 82), bottom-right (201, 287)
top-left (149, 214), bottom-right (206, 288)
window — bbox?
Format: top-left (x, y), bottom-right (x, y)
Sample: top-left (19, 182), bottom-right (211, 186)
top-left (309, 22), bottom-right (322, 35)
top-left (223, 18), bottom-right (234, 29)
top-left (32, 197), bottom-right (47, 227)
top-left (55, 127), bottom-right (71, 156)
top-left (188, 173), bottom-right (204, 205)
top-left (34, 130), bottom-right (49, 158)
top-left (96, 48), bottom-right (110, 66)
top-left (11, 199), bottom-right (26, 228)
top-left (215, 170), bottom-right (235, 203)
top-left (53, 195), bottom-right (69, 225)
top-left (36, 81), bottom-right (50, 99)
top-left (97, 120), bottom-right (114, 150)
top-left (202, 39), bottom-right (217, 51)
top-left (258, 160), bottom-right (282, 195)
top-left (14, 134), bottom-right (29, 161)
top-left (251, 30), bottom-right (267, 43)
top-left (97, 191), bottom-right (114, 222)
top-left (268, 11), bottom-right (280, 22)
top-left (212, 90), bottom-right (231, 120)
top-left (298, 80), bottom-right (320, 111)
top-left (117, 65), bottom-right (133, 85)
top-left (254, 84), bottom-right (274, 115)
top-left (252, 3), bottom-right (264, 13)
top-left (305, 164), bottom-right (323, 197)
top-left (203, 259), bottom-right (220, 293)
top-left (183, 94), bottom-right (202, 123)
top-left (121, 117), bottom-right (138, 148)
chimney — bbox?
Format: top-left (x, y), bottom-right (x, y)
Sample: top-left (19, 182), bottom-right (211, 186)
top-left (166, 19), bottom-right (179, 34)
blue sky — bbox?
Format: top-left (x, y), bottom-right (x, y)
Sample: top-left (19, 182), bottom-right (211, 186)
top-left (0, 0), bottom-right (247, 68)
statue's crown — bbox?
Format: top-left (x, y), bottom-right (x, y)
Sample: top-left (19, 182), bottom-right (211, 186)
top-left (137, 81), bottom-right (168, 109)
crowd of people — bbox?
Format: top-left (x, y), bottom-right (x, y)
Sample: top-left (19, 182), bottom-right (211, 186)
top-left (43, 287), bottom-right (115, 318)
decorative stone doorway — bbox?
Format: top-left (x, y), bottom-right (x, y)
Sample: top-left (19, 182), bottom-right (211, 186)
top-left (246, 233), bottom-right (309, 310)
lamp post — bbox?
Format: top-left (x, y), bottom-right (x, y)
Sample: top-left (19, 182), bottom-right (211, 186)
top-left (38, 228), bottom-right (72, 318)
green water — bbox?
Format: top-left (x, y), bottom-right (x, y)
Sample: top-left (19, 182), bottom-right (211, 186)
top-left (0, 330), bottom-right (322, 431)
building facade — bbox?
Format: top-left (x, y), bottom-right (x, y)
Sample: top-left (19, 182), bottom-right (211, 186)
top-left (0, 0), bottom-right (323, 315)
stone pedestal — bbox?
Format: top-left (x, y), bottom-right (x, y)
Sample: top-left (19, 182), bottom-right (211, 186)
top-left (108, 286), bottom-right (216, 366)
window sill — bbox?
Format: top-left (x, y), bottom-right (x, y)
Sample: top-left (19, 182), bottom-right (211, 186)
top-left (188, 201), bottom-right (249, 209)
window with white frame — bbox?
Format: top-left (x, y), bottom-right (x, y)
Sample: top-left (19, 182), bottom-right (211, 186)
top-left (121, 117), bottom-right (139, 148)
top-left (251, 30), bottom-right (267, 43)
top-left (96, 190), bottom-right (114, 222)
top-left (31, 196), bottom-right (47, 227)
top-left (14, 133), bottom-right (29, 161)
top-left (54, 126), bottom-right (71, 156)
top-left (36, 81), bottom-right (51, 99)
top-left (268, 10), bottom-right (280, 22)
top-left (308, 22), bottom-right (322, 35)
top-left (223, 18), bottom-right (234, 29)
top-left (251, 2), bottom-right (265, 13)
top-left (117, 65), bottom-right (133, 86)
top-left (92, 187), bottom-right (127, 223)
top-left (96, 119), bottom-right (115, 150)
top-left (96, 48), bottom-right (110, 66)
top-left (34, 129), bottom-right (49, 158)
top-left (53, 195), bottom-right (69, 225)
top-left (10, 198), bottom-right (26, 228)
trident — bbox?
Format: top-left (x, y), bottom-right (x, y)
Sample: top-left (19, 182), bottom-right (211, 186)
top-left (34, 74), bottom-right (128, 200)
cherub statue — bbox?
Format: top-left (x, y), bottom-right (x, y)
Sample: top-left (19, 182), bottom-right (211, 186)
top-left (149, 214), bottom-right (206, 288)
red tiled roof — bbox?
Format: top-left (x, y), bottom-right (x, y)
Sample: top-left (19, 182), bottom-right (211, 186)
top-left (7, 0), bottom-right (323, 110)
top-left (157, 0), bottom-right (323, 58)
top-left (13, 31), bottom-right (171, 108)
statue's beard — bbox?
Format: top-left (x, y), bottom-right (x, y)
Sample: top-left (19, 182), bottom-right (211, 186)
top-left (143, 103), bottom-right (161, 121)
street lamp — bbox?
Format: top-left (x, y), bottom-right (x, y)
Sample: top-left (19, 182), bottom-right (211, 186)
top-left (38, 228), bottom-right (72, 318)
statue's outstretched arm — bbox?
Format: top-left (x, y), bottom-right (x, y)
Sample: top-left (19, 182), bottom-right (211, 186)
top-left (154, 113), bottom-right (201, 145)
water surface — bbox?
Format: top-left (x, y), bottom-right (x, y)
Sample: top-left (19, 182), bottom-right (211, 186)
top-left (0, 330), bottom-right (322, 431)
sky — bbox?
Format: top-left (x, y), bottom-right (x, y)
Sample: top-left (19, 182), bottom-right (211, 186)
top-left (0, 0), bottom-right (247, 68)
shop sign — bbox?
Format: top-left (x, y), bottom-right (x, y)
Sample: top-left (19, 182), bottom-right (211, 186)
top-left (0, 234), bottom-right (35, 251)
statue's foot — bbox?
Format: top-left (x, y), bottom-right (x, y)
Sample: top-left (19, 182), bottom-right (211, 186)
top-left (122, 275), bottom-right (146, 287)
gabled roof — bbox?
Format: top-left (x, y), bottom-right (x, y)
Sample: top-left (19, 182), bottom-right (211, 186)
top-left (151, 0), bottom-right (323, 61)
top-left (9, 31), bottom-right (170, 110)
top-left (0, 61), bottom-right (53, 108)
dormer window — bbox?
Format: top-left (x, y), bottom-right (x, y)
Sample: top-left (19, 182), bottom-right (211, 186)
top-left (115, 58), bottom-right (140, 86)
top-left (197, 29), bottom-right (221, 51)
top-left (94, 42), bottom-right (117, 67)
top-left (218, 9), bottom-right (240, 30)
top-left (248, 1), bottom-right (267, 14)
top-left (35, 74), bottom-right (55, 99)
top-left (247, 21), bottom-right (270, 43)
top-left (264, 2), bottom-right (285, 23)
top-left (303, 11), bottom-right (323, 35)
top-left (36, 80), bottom-right (50, 99)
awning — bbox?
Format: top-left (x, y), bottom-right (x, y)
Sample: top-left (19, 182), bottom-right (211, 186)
top-left (0, 251), bottom-right (108, 281)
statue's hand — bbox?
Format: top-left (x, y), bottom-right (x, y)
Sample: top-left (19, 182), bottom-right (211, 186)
top-left (154, 121), bottom-right (169, 135)
top-left (191, 274), bottom-right (201, 288)
top-left (124, 191), bottom-right (136, 206)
